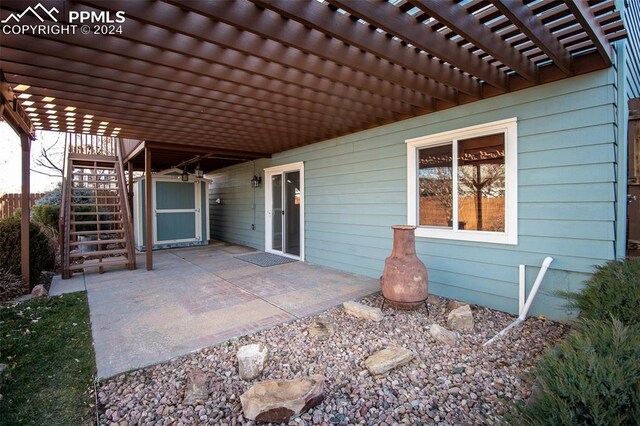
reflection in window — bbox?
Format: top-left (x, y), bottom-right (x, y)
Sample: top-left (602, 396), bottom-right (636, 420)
top-left (457, 134), bottom-right (505, 232)
top-left (417, 134), bottom-right (505, 232)
top-left (418, 144), bottom-right (452, 227)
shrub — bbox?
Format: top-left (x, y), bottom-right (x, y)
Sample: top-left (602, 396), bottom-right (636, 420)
top-left (32, 204), bottom-right (60, 230)
top-left (0, 270), bottom-right (25, 302)
top-left (0, 216), bottom-right (55, 287)
top-left (35, 182), bottom-right (62, 206)
top-left (560, 258), bottom-right (640, 325)
top-left (519, 318), bottom-right (640, 425)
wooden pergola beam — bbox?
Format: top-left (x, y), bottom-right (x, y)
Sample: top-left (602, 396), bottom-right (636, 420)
top-left (251, 0), bottom-right (474, 100)
top-left (11, 73), bottom-right (349, 135)
top-left (328, 0), bottom-right (507, 91)
top-left (491, 0), bottom-right (573, 75)
top-left (408, 0), bottom-right (539, 84)
top-left (4, 61), bottom-right (361, 132)
top-left (75, 0), bottom-right (434, 111)
top-left (2, 42), bottom-right (386, 126)
top-left (563, 0), bottom-right (613, 66)
top-left (159, 0), bottom-right (456, 104)
top-left (30, 6), bottom-right (430, 114)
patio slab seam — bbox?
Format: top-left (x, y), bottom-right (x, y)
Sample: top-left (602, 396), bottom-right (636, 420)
top-left (168, 250), bottom-right (303, 321)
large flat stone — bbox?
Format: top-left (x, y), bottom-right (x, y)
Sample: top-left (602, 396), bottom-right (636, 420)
top-left (343, 301), bottom-right (383, 321)
top-left (365, 346), bottom-right (415, 376)
top-left (240, 375), bottom-right (325, 423)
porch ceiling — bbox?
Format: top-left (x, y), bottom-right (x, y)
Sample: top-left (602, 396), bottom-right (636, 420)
top-left (0, 0), bottom-right (626, 159)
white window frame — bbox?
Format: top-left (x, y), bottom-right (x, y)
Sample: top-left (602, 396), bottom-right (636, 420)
top-left (406, 117), bottom-right (518, 245)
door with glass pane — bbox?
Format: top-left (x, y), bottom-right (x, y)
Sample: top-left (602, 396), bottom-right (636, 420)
top-left (265, 163), bottom-right (304, 259)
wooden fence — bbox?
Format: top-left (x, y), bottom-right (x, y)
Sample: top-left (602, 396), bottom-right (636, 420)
top-left (0, 193), bottom-right (45, 219)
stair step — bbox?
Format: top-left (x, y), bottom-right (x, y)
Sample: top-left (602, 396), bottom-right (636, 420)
top-left (69, 220), bottom-right (123, 225)
top-left (71, 211), bottom-right (122, 216)
top-left (71, 203), bottom-right (121, 207)
top-left (70, 238), bottom-right (126, 247)
top-left (70, 249), bottom-right (128, 258)
top-left (69, 257), bottom-right (130, 271)
top-left (70, 229), bottom-right (124, 235)
top-left (71, 194), bottom-right (120, 198)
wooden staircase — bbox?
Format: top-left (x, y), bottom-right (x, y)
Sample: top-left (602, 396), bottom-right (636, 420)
top-left (60, 135), bottom-right (136, 278)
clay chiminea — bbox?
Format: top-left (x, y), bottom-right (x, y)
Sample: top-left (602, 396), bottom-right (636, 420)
top-left (381, 225), bottom-right (428, 310)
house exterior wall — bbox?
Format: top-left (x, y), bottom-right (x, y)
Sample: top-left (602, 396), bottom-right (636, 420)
top-left (208, 69), bottom-right (619, 320)
top-left (624, 0), bottom-right (640, 99)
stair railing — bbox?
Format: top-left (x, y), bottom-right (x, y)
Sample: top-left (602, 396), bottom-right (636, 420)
top-left (115, 138), bottom-right (136, 270)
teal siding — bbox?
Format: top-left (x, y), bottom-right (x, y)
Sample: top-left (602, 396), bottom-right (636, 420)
top-left (208, 160), bottom-right (268, 249)
top-left (209, 70), bottom-right (618, 320)
top-left (624, 0), bottom-right (640, 99)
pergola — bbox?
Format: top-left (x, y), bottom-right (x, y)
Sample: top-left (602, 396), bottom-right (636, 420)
top-left (0, 0), bottom-right (627, 285)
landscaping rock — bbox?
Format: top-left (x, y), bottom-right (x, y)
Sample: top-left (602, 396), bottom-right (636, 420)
top-left (237, 343), bottom-right (268, 380)
top-left (343, 301), bottom-right (383, 321)
top-left (447, 305), bottom-right (474, 332)
top-left (446, 300), bottom-right (467, 312)
top-left (31, 284), bottom-right (48, 299)
top-left (364, 346), bottom-right (415, 376)
top-left (183, 368), bottom-right (208, 405)
top-left (240, 375), bottom-right (325, 423)
top-left (430, 324), bottom-right (458, 346)
top-left (307, 321), bottom-right (334, 340)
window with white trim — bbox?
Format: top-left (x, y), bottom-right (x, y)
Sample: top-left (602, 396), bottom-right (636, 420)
top-left (406, 118), bottom-right (518, 245)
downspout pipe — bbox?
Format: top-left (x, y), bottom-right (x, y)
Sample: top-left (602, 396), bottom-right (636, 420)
top-left (483, 256), bottom-right (554, 346)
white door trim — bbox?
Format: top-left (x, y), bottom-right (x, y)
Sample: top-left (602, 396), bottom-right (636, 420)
top-left (264, 161), bottom-right (305, 261)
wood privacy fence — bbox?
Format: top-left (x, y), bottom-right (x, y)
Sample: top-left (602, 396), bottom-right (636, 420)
top-left (0, 193), bottom-right (45, 219)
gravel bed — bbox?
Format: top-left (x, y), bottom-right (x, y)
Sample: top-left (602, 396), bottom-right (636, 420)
top-left (97, 294), bottom-right (569, 425)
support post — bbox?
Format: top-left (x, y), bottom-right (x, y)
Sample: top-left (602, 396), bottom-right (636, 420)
top-left (145, 147), bottom-right (153, 270)
top-left (128, 161), bottom-right (134, 210)
top-left (20, 133), bottom-right (31, 289)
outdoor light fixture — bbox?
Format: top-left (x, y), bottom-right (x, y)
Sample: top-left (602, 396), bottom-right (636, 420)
top-left (194, 163), bottom-right (204, 178)
top-left (181, 169), bottom-right (189, 182)
top-left (251, 175), bottom-right (262, 188)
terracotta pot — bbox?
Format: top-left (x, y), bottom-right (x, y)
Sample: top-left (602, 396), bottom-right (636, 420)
top-left (381, 225), bottom-right (428, 310)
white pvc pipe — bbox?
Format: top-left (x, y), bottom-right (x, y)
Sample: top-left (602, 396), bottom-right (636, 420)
top-left (483, 256), bottom-right (553, 346)
top-left (518, 256), bottom-right (553, 321)
top-left (518, 264), bottom-right (526, 315)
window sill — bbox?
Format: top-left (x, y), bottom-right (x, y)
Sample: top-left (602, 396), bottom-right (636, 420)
top-left (414, 227), bottom-right (518, 245)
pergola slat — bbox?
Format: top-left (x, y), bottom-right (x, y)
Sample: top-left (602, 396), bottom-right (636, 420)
top-left (1, 56), bottom-right (368, 130)
top-left (158, 0), bottom-right (458, 103)
top-left (251, 0), bottom-right (475, 99)
top-left (408, 0), bottom-right (539, 83)
top-left (563, 0), bottom-right (613, 66)
top-left (72, 1), bottom-right (434, 111)
top-left (7, 75), bottom-right (352, 141)
top-left (491, 0), bottom-right (573, 75)
top-left (19, 12), bottom-right (424, 117)
top-left (2, 39), bottom-right (392, 124)
top-left (328, 0), bottom-right (506, 92)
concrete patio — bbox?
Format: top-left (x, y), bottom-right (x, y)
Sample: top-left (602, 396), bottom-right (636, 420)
top-left (71, 242), bottom-right (379, 379)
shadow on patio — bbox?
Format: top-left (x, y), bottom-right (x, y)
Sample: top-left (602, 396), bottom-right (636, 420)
top-left (75, 242), bottom-right (379, 379)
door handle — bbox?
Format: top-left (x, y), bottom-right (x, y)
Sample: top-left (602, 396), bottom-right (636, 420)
top-left (282, 210), bottom-right (285, 216)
